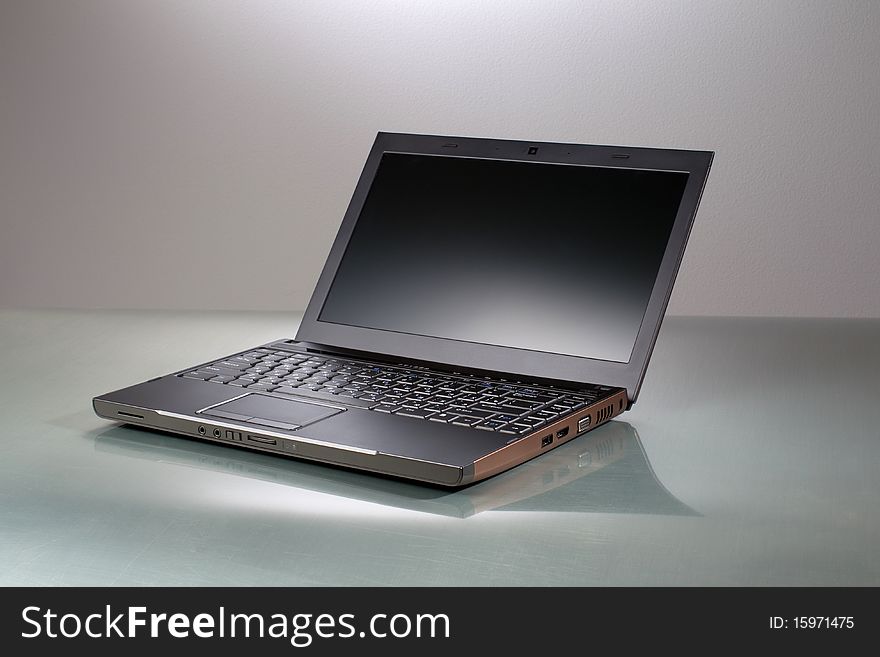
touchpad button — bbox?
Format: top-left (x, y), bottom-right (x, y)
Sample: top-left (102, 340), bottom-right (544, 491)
top-left (203, 394), bottom-right (343, 428)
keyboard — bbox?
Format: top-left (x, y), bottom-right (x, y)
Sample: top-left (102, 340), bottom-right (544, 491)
top-left (180, 347), bottom-right (615, 435)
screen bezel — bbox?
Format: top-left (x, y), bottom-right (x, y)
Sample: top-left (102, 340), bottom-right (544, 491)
top-left (296, 132), bottom-right (713, 403)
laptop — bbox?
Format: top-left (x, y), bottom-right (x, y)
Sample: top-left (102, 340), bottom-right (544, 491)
top-left (93, 132), bottom-right (713, 486)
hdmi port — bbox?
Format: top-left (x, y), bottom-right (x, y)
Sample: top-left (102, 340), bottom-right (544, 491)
top-left (246, 435), bottom-right (277, 446)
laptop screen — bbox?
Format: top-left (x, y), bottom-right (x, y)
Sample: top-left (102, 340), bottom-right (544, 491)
top-left (317, 152), bottom-right (689, 364)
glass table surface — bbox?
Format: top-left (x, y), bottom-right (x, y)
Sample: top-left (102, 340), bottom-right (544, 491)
top-left (1, 310), bottom-right (877, 586)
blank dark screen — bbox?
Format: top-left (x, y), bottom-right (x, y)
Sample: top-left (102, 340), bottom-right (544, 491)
top-left (318, 153), bottom-right (688, 363)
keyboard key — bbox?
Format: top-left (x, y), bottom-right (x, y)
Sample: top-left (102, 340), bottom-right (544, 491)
top-left (470, 403), bottom-right (509, 413)
top-left (507, 422), bottom-right (534, 434)
top-left (428, 413), bottom-right (458, 423)
top-left (200, 365), bottom-right (246, 378)
top-left (248, 383), bottom-right (279, 392)
top-left (216, 360), bottom-right (251, 370)
top-left (182, 370), bottom-right (215, 380)
top-left (510, 391), bottom-right (560, 405)
top-left (458, 408), bottom-right (496, 419)
top-left (505, 399), bottom-right (541, 410)
top-left (476, 419), bottom-right (507, 431)
top-left (450, 416), bottom-right (481, 427)
top-left (396, 408), bottom-right (435, 419)
top-left (480, 389), bottom-right (510, 398)
top-left (229, 378), bottom-right (256, 387)
top-left (475, 404), bottom-right (528, 416)
top-left (208, 375), bottom-right (236, 383)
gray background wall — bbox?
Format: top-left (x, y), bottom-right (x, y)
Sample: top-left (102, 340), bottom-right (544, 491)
top-left (2, 0), bottom-right (878, 316)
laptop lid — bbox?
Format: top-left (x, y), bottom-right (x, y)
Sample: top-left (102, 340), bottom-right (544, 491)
top-left (296, 132), bottom-right (713, 404)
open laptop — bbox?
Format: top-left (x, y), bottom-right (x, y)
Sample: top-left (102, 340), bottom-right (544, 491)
top-left (93, 132), bottom-right (713, 486)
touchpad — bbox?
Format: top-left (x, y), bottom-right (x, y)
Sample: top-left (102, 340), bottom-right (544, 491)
top-left (203, 394), bottom-right (343, 430)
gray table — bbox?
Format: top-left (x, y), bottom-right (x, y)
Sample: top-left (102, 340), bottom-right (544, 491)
top-left (1, 310), bottom-right (878, 586)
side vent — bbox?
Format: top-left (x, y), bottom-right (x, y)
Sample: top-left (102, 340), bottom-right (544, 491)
top-left (596, 404), bottom-right (614, 423)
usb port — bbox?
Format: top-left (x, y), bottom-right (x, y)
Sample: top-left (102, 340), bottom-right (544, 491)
top-left (541, 434), bottom-right (553, 448)
top-left (556, 426), bottom-right (569, 439)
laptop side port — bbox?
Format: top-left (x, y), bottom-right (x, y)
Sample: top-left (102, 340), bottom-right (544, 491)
top-left (541, 434), bottom-right (553, 448)
top-left (556, 426), bottom-right (569, 439)
top-left (247, 435), bottom-right (278, 446)
top-left (577, 415), bottom-right (591, 433)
